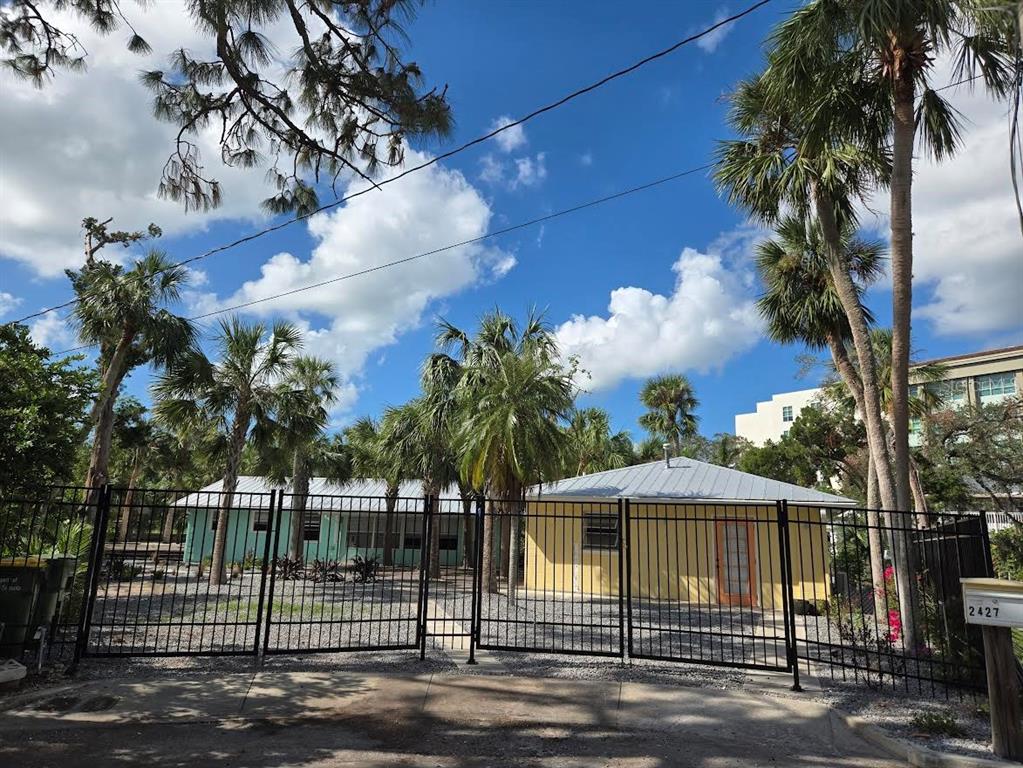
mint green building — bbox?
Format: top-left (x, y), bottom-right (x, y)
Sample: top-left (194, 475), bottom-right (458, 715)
top-left (175, 477), bottom-right (467, 568)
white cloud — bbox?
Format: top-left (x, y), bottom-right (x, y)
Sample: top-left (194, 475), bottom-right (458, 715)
top-left (0, 2), bottom-right (304, 278)
top-left (0, 292), bottom-right (22, 318)
top-left (195, 149), bottom-right (512, 414)
top-left (478, 154), bottom-right (506, 185)
top-left (862, 59), bottom-right (1023, 336)
top-left (579, 152), bottom-right (594, 167)
top-left (696, 8), bottom-right (734, 54)
top-left (479, 151), bottom-right (548, 191)
top-left (489, 116), bottom-right (528, 153)
top-left (555, 248), bottom-right (761, 391)
top-left (29, 312), bottom-right (76, 351)
top-left (511, 153), bottom-right (548, 189)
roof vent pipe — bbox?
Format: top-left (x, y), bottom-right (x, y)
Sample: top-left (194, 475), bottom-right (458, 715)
top-left (663, 442), bottom-right (672, 468)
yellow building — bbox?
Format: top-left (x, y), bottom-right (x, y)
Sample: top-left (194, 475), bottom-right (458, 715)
top-left (523, 457), bottom-right (851, 607)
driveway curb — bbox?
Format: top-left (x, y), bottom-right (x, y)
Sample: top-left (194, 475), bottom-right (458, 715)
top-left (839, 711), bottom-right (1020, 768)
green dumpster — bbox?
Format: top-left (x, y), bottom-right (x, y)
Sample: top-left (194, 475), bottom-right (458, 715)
top-left (0, 557), bottom-right (77, 657)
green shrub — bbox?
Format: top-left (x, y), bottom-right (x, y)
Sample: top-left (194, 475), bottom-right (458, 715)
top-left (991, 525), bottom-right (1023, 582)
top-left (909, 711), bottom-right (965, 738)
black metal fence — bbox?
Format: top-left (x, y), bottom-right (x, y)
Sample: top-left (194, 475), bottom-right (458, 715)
top-left (0, 487), bottom-right (95, 661)
top-left (790, 504), bottom-right (993, 694)
top-left (0, 485), bottom-right (997, 697)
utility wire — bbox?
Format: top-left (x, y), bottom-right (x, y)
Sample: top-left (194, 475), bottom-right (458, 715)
top-left (7, 0), bottom-right (774, 327)
top-left (48, 163), bottom-right (713, 357)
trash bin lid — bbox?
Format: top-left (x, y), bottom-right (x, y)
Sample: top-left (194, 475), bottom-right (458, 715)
top-left (0, 557), bottom-right (47, 569)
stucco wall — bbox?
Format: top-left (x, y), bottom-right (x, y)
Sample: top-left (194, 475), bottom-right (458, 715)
top-left (522, 500), bottom-right (829, 605)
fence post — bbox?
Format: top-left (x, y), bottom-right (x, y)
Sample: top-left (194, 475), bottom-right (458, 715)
top-left (252, 490), bottom-right (277, 662)
top-left (419, 495), bottom-right (434, 661)
top-left (778, 499), bottom-right (802, 692)
top-left (977, 510), bottom-right (996, 577)
top-left (467, 496), bottom-right (484, 665)
top-left (71, 484), bottom-right (111, 670)
top-left (260, 492), bottom-right (284, 659)
top-left (616, 498), bottom-right (626, 661)
top-left (623, 498), bottom-right (634, 660)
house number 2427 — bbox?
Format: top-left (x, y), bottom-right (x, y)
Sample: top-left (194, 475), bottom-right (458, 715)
top-left (968, 604), bottom-right (999, 619)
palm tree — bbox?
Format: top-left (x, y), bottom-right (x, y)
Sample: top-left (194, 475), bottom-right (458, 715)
top-left (259, 356), bottom-right (348, 559)
top-left (766, 0), bottom-right (1017, 513)
top-left (153, 316), bottom-right (301, 585)
top-left (379, 399), bottom-right (458, 578)
top-left (108, 398), bottom-right (154, 542)
top-left (148, 423), bottom-right (221, 542)
top-left (757, 215), bottom-right (890, 598)
top-left (452, 310), bottom-right (574, 596)
top-left (713, 66), bottom-right (927, 646)
top-left (863, 329), bottom-right (948, 524)
top-left (564, 408), bottom-right (634, 476)
top-left (344, 416), bottom-right (406, 567)
top-left (715, 68), bottom-right (899, 510)
top-left (70, 251), bottom-right (195, 508)
top-left (707, 433), bottom-right (751, 469)
top-left (638, 375), bottom-right (699, 454)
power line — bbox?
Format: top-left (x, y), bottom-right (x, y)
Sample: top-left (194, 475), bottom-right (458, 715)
top-left (7, 0), bottom-right (774, 327)
top-left (48, 163), bottom-right (713, 357)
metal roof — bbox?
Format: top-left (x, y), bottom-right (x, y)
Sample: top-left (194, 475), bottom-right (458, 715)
top-left (531, 458), bottom-right (854, 505)
top-left (175, 459), bottom-right (854, 509)
top-left (173, 477), bottom-right (460, 511)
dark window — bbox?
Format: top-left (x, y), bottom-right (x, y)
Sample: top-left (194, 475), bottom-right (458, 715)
top-left (403, 534), bottom-right (422, 550)
top-left (439, 535), bottom-right (458, 551)
top-left (347, 515), bottom-right (375, 548)
top-left (252, 508), bottom-right (269, 532)
top-left (782, 405), bottom-right (794, 423)
top-left (303, 514), bottom-right (321, 541)
top-left (583, 514), bottom-right (619, 550)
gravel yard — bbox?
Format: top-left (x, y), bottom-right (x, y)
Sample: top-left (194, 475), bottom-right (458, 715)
top-left (9, 563), bottom-right (999, 763)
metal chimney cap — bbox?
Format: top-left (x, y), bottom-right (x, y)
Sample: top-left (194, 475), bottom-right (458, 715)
top-left (662, 442), bottom-right (672, 467)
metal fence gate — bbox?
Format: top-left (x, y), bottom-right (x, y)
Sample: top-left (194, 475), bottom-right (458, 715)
top-left (0, 484), bottom-right (996, 697)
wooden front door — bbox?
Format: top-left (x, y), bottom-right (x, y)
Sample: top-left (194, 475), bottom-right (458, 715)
top-left (716, 521), bottom-right (756, 607)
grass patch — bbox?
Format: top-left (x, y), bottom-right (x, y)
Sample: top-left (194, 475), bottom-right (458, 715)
top-left (909, 712), bottom-right (966, 738)
top-left (158, 598), bottom-right (339, 623)
top-left (1012, 628), bottom-right (1023, 663)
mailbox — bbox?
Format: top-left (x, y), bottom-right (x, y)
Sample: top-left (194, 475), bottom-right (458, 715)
top-left (961, 578), bottom-right (1023, 628)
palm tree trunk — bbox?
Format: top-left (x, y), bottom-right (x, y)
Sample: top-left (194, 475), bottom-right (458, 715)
top-left (890, 66), bottom-right (916, 516)
top-left (83, 395), bottom-right (117, 517)
top-left (814, 188), bottom-right (897, 510)
top-left (117, 447), bottom-right (143, 543)
top-left (865, 455), bottom-right (886, 608)
top-left (427, 484), bottom-right (441, 579)
top-left (460, 492), bottom-right (474, 569)
top-left (83, 331), bottom-right (134, 514)
top-left (829, 334), bottom-right (885, 604)
top-left (161, 505), bottom-right (176, 543)
top-left (482, 499), bottom-right (498, 594)
top-left (506, 490), bottom-right (523, 602)
top-left (289, 451), bottom-right (309, 560)
top-left (816, 188), bottom-right (919, 649)
top-left (499, 513), bottom-right (511, 578)
top-left (383, 487), bottom-right (397, 567)
top-left (211, 409), bottom-right (248, 586)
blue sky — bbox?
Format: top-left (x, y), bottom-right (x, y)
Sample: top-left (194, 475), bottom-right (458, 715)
top-left (2, 1), bottom-right (1021, 443)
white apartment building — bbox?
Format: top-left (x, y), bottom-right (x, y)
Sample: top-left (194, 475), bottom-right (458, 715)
top-left (734, 345), bottom-right (1023, 447)
top-left (734, 387), bottom-right (822, 446)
